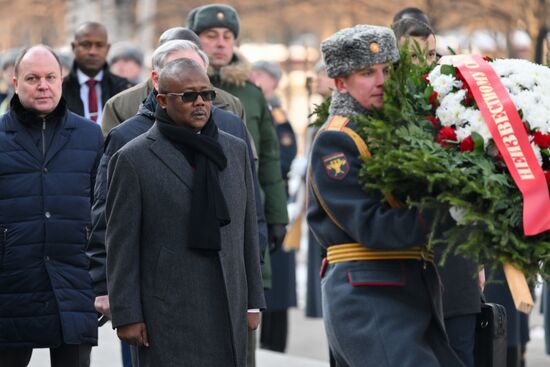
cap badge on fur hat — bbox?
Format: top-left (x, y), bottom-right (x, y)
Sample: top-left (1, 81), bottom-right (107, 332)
top-left (217, 12), bottom-right (225, 20)
top-left (370, 42), bottom-right (380, 54)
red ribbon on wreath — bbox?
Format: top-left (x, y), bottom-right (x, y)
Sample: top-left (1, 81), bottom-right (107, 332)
top-left (440, 54), bottom-right (550, 236)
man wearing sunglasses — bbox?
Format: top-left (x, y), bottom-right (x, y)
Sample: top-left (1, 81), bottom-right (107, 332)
top-left (88, 39), bottom-right (267, 342)
top-left (105, 57), bottom-right (264, 366)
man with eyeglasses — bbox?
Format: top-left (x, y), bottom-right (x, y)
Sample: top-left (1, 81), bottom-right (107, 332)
top-left (88, 39), bottom-right (266, 341)
top-left (105, 57), bottom-right (264, 366)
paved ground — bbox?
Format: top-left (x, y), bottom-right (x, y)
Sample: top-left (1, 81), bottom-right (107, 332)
top-left (27, 250), bottom-right (549, 366)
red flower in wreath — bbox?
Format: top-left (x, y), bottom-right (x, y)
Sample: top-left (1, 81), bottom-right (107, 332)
top-left (429, 91), bottom-right (439, 108)
top-left (436, 127), bottom-right (457, 147)
top-left (533, 130), bottom-right (550, 149)
top-left (545, 171), bottom-right (550, 183)
top-left (426, 115), bottom-right (439, 129)
top-left (460, 135), bottom-right (475, 152)
top-left (421, 74), bottom-right (429, 84)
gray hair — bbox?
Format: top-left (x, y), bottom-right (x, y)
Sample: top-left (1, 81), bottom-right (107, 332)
top-left (151, 40), bottom-right (209, 71)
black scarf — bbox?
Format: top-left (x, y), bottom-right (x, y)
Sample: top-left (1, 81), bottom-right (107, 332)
top-left (155, 106), bottom-right (230, 252)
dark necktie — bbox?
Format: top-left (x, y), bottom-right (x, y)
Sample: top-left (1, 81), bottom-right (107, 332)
top-left (86, 79), bottom-right (98, 122)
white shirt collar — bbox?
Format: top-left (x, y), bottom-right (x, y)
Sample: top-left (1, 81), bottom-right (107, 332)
top-left (77, 68), bottom-right (104, 85)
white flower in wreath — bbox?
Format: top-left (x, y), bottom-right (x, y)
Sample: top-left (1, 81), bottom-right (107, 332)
top-left (466, 110), bottom-right (492, 146)
top-left (509, 73), bottom-right (537, 90)
top-left (531, 142), bottom-right (543, 167)
top-left (427, 66), bottom-right (442, 83)
top-left (499, 77), bottom-right (518, 94)
top-left (430, 73), bottom-right (463, 97)
top-left (524, 105), bottom-right (550, 132)
top-left (436, 90), bottom-right (467, 126)
top-left (455, 125), bottom-right (472, 143)
top-left (510, 91), bottom-right (537, 116)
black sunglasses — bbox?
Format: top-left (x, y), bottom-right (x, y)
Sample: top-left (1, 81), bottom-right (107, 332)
top-left (165, 90), bottom-right (217, 103)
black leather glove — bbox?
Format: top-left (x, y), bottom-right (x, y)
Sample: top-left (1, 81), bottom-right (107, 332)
top-left (267, 223), bottom-right (287, 253)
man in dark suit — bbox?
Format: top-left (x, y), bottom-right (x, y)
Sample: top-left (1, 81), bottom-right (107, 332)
top-left (105, 58), bottom-right (265, 366)
top-left (62, 22), bottom-right (133, 124)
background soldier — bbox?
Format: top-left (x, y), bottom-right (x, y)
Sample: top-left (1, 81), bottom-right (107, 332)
top-left (250, 60), bottom-right (298, 353)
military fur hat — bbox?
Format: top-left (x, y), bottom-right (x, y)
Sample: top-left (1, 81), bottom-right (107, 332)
top-left (109, 42), bottom-right (144, 66)
top-left (187, 4), bottom-right (240, 38)
top-left (321, 25), bottom-right (399, 78)
top-left (252, 61), bottom-right (282, 81)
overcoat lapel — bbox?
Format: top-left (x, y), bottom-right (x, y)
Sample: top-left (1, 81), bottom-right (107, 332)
top-left (147, 125), bottom-right (194, 191)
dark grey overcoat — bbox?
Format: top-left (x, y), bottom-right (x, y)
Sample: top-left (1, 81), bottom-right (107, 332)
top-left (105, 124), bottom-right (265, 367)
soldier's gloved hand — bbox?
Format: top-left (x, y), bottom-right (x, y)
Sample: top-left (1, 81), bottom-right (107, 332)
top-left (268, 223), bottom-right (286, 253)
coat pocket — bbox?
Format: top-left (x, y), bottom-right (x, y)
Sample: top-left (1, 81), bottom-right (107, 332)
top-left (347, 261), bottom-right (406, 287)
top-left (0, 226), bottom-right (6, 270)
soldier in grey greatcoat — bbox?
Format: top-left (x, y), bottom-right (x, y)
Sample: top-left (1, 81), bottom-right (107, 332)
top-left (307, 25), bottom-right (465, 367)
top-left (105, 58), bottom-right (265, 367)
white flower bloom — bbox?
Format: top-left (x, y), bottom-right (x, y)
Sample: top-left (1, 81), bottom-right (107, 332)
top-left (427, 66), bottom-right (441, 83)
top-left (430, 74), bottom-right (462, 97)
top-left (466, 110), bottom-right (492, 147)
top-left (455, 125), bottom-right (472, 142)
top-left (437, 90), bottom-right (467, 126)
top-left (432, 58), bottom-right (550, 157)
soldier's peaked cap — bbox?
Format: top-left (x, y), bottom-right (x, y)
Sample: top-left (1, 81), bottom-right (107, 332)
top-left (321, 25), bottom-right (399, 78)
top-left (187, 4), bottom-right (240, 38)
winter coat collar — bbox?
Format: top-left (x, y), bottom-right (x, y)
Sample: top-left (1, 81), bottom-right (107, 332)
top-left (208, 50), bottom-right (251, 87)
top-left (7, 94), bottom-right (68, 131)
top-left (328, 90), bottom-right (372, 117)
top-left (137, 90), bottom-right (158, 119)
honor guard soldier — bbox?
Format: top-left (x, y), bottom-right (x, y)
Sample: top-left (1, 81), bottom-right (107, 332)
top-left (307, 25), bottom-right (465, 367)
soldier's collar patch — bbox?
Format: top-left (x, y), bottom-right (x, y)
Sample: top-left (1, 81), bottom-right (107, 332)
top-left (323, 152), bottom-right (349, 180)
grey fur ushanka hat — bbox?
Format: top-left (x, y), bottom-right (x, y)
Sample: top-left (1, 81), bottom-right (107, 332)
top-left (321, 25), bottom-right (399, 78)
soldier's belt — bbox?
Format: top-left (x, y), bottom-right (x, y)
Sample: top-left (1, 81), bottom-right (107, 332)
top-left (326, 243), bottom-right (434, 264)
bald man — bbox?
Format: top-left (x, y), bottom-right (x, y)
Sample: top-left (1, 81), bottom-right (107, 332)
top-left (62, 21), bottom-right (133, 123)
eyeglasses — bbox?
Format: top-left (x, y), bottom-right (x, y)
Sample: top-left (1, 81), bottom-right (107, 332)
top-left (165, 90), bottom-right (217, 103)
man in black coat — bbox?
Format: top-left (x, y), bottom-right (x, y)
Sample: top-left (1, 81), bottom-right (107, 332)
top-left (62, 22), bottom-right (133, 124)
top-left (88, 40), bottom-right (266, 324)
